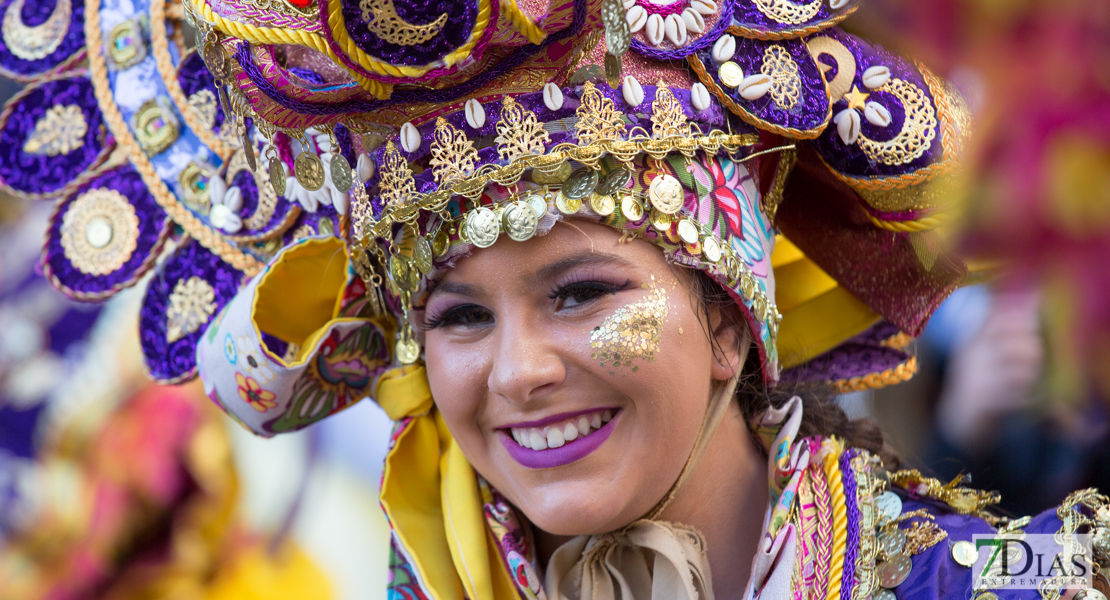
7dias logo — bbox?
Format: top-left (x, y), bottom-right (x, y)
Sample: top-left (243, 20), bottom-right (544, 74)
top-left (968, 534), bottom-right (1094, 591)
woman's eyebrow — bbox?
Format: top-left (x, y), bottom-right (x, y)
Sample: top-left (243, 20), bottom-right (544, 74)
top-left (526, 253), bottom-right (634, 287)
top-left (427, 280), bottom-right (484, 299)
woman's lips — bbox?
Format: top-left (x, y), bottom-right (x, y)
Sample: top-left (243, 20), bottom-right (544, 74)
top-left (499, 409), bottom-right (619, 469)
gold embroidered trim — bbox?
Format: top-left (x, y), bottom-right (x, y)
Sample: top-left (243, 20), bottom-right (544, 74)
top-left (187, 89), bottom-right (218, 131)
top-left (649, 84), bottom-right (690, 140)
top-left (1, 0), bottom-right (70, 60)
top-left (379, 141), bottom-right (417, 206)
top-left (359, 0), bottom-right (447, 46)
top-left (856, 78), bottom-right (938, 166)
top-left (575, 81), bottom-right (627, 146)
top-left (23, 104), bottom-right (86, 156)
top-left (166, 276), bottom-right (218, 342)
top-left (60, 188), bottom-right (140, 276)
top-left (495, 96), bottom-right (550, 163)
top-left (762, 45), bottom-right (802, 110)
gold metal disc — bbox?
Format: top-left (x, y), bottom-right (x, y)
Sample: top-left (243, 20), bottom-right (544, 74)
top-left (877, 553), bottom-right (912, 589)
top-left (395, 337), bottom-right (420, 364)
top-left (719, 61), bottom-right (743, 88)
top-left (590, 194), bottom-right (616, 217)
top-left (411, 235), bottom-right (434, 274)
top-left (525, 193), bottom-right (548, 218)
top-left (202, 40), bottom-right (230, 80)
top-left (597, 168), bottom-right (631, 197)
top-left (563, 169), bottom-right (600, 200)
top-left (242, 132), bottom-right (257, 171)
top-left (466, 207), bottom-right (500, 249)
top-left (648, 173), bottom-right (684, 214)
top-left (702, 236), bottom-right (722, 263)
top-left (555, 191), bottom-right (582, 215)
top-left (676, 218), bottom-right (700, 244)
top-left (650, 209), bottom-right (672, 231)
top-left (951, 540), bottom-right (978, 567)
top-left (620, 195), bottom-right (644, 222)
top-left (502, 201), bottom-right (539, 242)
top-left (269, 157), bottom-right (287, 196)
top-left (532, 162), bottom-right (572, 184)
top-left (330, 153), bottom-right (354, 193)
top-left (294, 152), bottom-right (325, 191)
top-left (432, 226), bottom-right (450, 257)
top-left (390, 255), bottom-right (415, 291)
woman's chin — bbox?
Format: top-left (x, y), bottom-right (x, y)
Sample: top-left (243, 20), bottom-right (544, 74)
top-left (512, 486), bottom-right (646, 537)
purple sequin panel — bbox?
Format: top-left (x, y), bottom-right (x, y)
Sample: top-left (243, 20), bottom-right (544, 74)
top-left (280, 206), bottom-right (340, 246)
top-left (43, 165), bottom-right (171, 300)
top-left (0, 0), bottom-right (85, 79)
top-left (778, 321), bottom-right (911, 385)
top-left (140, 238), bottom-right (243, 383)
top-left (696, 37), bottom-right (829, 134)
top-left (178, 51), bottom-right (228, 132)
top-left (731, 0), bottom-right (861, 32)
top-left (340, 0), bottom-right (477, 66)
top-left (810, 29), bottom-right (946, 178)
top-left (0, 75), bottom-right (108, 196)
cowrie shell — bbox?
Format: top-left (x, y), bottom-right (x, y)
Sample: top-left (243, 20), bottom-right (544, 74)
top-left (864, 101), bottom-right (892, 127)
top-left (464, 98), bottom-right (486, 129)
top-left (400, 122), bottom-right (421, 153)
top-left (690, 0), bottom-right (717, 15)
top-left (623, 0), bottom-right (636, 8)
top-left (207, 174), bottom-right (228, 206)
top-left (356, 153), bottom-right (375, 182)
top-left (222, 185), bottom-right (243, 212)
top-left (835, 108), bottom-right (861, 145)
top-left (626, 5), bottom-right (647, 32)
top-left (829, 0), bottom-right (849, 8)
top-left (543, 82), bottom-right (564, 111)
top-left (711, 35), bottom-right (736, 63)
top-left (622, 75), bottom-right (644, 107)
top-left (681, 8), bottom-right (704, 34)
top-left (664, 14), bottom-right (688, 47)
top-left (691, 82), bottom-right (712, 111)
top-left (738, 74), bottom-right (772, 100)
top-left (645, 14), bottom-right (665, 46)
top-left (862, 65), bottom-right (891, 89)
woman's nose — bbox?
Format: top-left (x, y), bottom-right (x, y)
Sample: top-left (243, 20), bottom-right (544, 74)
top-left (486, 314), bottom-right (567, 405)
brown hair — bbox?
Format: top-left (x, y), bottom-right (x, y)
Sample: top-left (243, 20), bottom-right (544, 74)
top-left (686, 270), bottom-right (901, 469)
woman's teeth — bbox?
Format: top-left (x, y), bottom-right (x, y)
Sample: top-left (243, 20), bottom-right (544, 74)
top-left (510, 410), bottom-right (613, 450)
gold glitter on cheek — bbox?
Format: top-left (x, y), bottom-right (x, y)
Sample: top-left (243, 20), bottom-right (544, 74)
top-left (589, 276), bottom-right (669, 372)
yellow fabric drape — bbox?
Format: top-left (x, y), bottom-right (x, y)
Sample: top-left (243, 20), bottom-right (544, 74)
top-left (375, 366), bottom-right (516, 600)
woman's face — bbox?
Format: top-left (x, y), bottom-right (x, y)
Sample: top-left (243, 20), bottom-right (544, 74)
top-left (420, 221), bottom-right (742, 536)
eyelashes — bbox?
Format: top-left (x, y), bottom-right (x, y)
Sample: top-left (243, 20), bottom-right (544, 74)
top-left (420, 278), bottom-right (633, 331)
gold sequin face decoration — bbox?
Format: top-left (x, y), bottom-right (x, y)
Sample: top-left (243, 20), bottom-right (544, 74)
top-left (590, 278), bottom-right (668, 372)
top-left (60, 188), bottom-right (140, 276)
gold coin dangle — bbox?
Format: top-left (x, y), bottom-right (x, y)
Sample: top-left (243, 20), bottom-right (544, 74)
top-left (295, 151), bottom-right (326, 191)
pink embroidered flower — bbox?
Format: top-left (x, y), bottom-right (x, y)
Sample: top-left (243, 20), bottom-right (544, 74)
top-left (236, 372), bottom-right (277, 412)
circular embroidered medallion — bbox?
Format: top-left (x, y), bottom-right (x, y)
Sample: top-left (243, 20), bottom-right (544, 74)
top-left (60, 188), bottom-right (140, 275)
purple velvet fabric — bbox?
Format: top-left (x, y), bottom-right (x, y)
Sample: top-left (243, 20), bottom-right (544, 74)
top-left (339, 0), bottom-right (476, 66)
top-left (280, 207), bottom-right (340, 246)
top-left (778, 320), bottom-right (911, 385)
top-left (140, 238), bottom-right (243, 383)
top-left (0, 0), bottom-right (85, 79)
top-left (43, 165), bottom-right (170, 299)
top-left (228, 167), bottom-right (292, 235)
top-left (178, 51), bottom-right (228, 132)
top-left (0, 75), bottom-right (107, 197)
top-left (809, 29), bottom-right (945, 178)
top-left (695, 36), bottom-right (829, 134)
top-left (731, 0), bottom-right (861, 31)
top-left (232, 0), bottom-right (587, 115)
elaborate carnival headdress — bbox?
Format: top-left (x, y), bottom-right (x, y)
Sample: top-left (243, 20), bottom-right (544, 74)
top-left (2, 0), bottom-right (969, 423)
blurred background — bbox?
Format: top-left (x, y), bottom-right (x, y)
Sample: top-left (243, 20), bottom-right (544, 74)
top-left (1, 0), bottom-right (1109, 597)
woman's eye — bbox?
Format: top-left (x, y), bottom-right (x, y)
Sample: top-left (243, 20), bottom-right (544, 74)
top-left (422, 304), bottom-right (493, 330)
top-left (552, 281), bottom-right (626, 311)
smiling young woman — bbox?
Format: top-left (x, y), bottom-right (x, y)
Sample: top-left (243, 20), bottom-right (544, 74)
top-left (12, 0), bottom-right (1100, 596)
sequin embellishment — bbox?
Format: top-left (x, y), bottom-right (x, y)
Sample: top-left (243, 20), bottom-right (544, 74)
top-left (60, 188), bottom-right (140, 275)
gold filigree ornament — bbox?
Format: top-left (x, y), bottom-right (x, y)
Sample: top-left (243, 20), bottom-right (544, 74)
top-left (576, 81), bottom-right (627, 147)
top-left (60, 188), bottom-right (140, 276)
top-left (359, 0), bottom-right (447, 46)
top-left (856, 79), bottom-right (938, 166)
top-left (761, 45), bottom-right (802, 110)
top-left (187, 89), bottom-right (217, 131)
top-left (752, 0), bottom-right (820, 26)
top-left (133, 98), bottom-right (179, 155)
top-left (650, 84), bottom-right (691, 140)
top-left (430, 117), bottom-right (479, 186)
top-left (166, 276), bottom-right (218, 343)
top-left (1, 0), bottom-right (70, 61)
top-left (107, 19), bottom-right (144, 69)
top-left (496, 96), bottom-right (551, 163)
top-left (379, 141), bottom-right (417, 206)
top-left (22, 104), bottom-right (86, 156)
